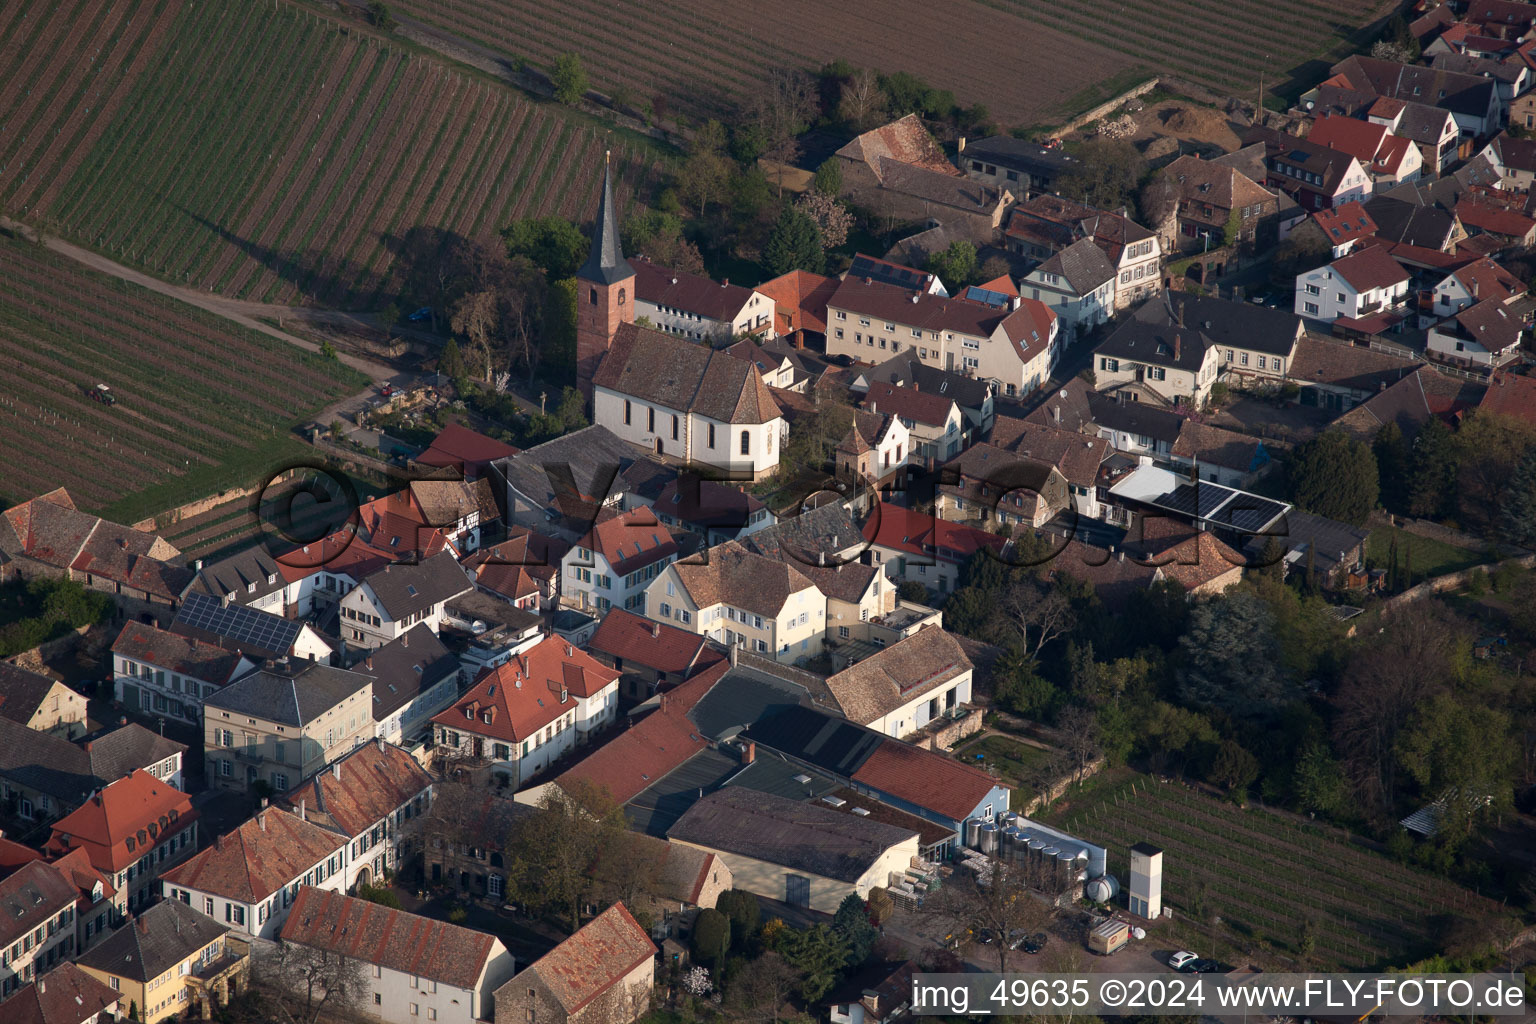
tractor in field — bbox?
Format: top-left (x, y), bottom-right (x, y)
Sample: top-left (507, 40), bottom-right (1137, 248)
top-left (90, 384), bottom-right (116, 406)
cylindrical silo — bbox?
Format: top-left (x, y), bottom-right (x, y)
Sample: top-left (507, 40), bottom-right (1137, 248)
top-left (980, 822), bottom-right (999, 855)
top-left (964, 818), bottom-right (982, 849)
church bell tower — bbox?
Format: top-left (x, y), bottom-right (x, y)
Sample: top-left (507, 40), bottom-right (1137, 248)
top-left (575, 152), bottom-right (636, 402)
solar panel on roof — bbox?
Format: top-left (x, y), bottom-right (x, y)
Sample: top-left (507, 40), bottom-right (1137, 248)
top-left (1212, 497), bottom-right (1289, 534)
top-left (175, 592), bottom-right (304, 655)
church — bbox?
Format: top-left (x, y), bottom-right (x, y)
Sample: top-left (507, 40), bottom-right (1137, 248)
top-left (576, 157), bottom-right (787, 481)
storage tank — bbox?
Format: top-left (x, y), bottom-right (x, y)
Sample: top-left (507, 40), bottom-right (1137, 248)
top-left (980, 822), bottom-right (999, 854)
top-left (964, 818), bottom-right (982, 849)
top-left (1085, 874), bottom-right (1120, 903)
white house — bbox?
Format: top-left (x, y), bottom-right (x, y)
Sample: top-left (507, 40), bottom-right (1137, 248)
top-left (560, 506), bottom-right (681, 614)
top-left (338, 551), bottom-right (472, 650)
top-left (1426, 257), bottom-right (1525, 320)
top-left (834, 408), bottom-right (912, 487)
top-left (160, 808), bottom-right (349, 940)
top-left (281, 887), bottom-right (516, 1024)
top-left (592, 325), bottom-right (788, 480)
top-left (1427, 298), bottom-right (1528, 369)
top-left (646, 540), bottom-right (827, 663)
top-left (430, 637), bottom-right (621, 788)
top-left (825, 275), bottom-right (1059, 400)
top-left (364, 626), bottom-right (463, 747)
top-left (630, 257), bottom-right (776, 341)
top-left (1020, 236), bottom-right (1118, 334)
top-left (822, 628), bottom-right (972, 739)
top-left (1294, 245), bottom-right (1410, 323)
top-left (110, 621), bottom-right (256, 726)
top-left (1004, 196), bottom-right (1163, 311)
top-left (279, 739), bottom-right (433, 891)
top-left (172, 591), bottom-right (333, 664)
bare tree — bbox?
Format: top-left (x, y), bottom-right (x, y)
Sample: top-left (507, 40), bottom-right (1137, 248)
top-left (1002, 578), bottom-right (1075, 660)
top-left (927, 856), bottom-right (1056, 973)
top-left (1025, 748), bottom-right (1072, 815)
top-left (504, 779), bottom-right (628, 931)
top-left (1056, 707), bottom-right (1101, 785)
top-left (451, 289), bottom-right (499, 383)
top-left (837, 68), bottom-right (887, 132)
top-left (726, 950), bottom-right (802, 1024)
top-left (753, 67), bottom-right (820, 195)
top-left (256, 941), bottom-right (369, 1024)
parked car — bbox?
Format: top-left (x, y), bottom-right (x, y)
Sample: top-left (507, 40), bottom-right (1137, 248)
top-left (407, 307), bottom-right (432, 322)
top-left (379, 381), bottom-right (395, 397)
top-left (1191, 958), bottom-right (1226, 974)
top-left (1010, 931), bottom-right (1049, 953)
top-left (90, 383), bottom-right (116, 406)
top-left (1169, 951), bottom-right (1198, 972)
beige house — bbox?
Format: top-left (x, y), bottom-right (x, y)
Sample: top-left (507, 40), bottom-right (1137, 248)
top-left (76, 900), bottom-right (247, 1024)
top-left (203, 661), bottom-right (375, 794)
top-left (0, 664), bottom-right (88, 738)
top-left (823, 628), bottom-right (973, 740)
top-left (936, 444), bottom-right (1070, 531)
top-left (827, 275), bottom-right (1058, 400)
top-left (1004, 196), bottom-right (1163, 311)
top-left (0, 861), bottom-right (79, 999)
top-left (647, 541), bottom-right (826, 663)
top-left (338, 552), bottom-right (472, 651)
top-left (494, 904), bottom-right (655, 1024)
top-left (1093, 320), bottom-right (1223, 409)
top-left (666, 788), bottom-right (920, 914)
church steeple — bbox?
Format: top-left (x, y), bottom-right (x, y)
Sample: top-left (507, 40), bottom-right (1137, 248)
top-left (578, 152), bottom-right (634, 286)
top-left (576, 152), bottom-right (637, 402)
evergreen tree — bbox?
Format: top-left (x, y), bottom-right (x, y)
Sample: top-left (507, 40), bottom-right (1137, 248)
top-left (777, 924), bottom-right (849, 1002)
top-left (832, 894), bottom-right (877, 967)
top-left (544, 278), bottom-right (578, 385)
top-left (1408, 416), bottom-right (1458, 519)
top-left (925, 241), bottom-right (979, 292)
top-left (813, 157), bottom-right (843, 196)
top-left (1373, 421), bottom-right (1410, 513)
top-left (691, 908), bottom-right (730, 968)
top-left (502, 216), bottom-right (588, 279)
top-left (1499, 445), bottom-right (1536, 549)
top-left (762, 206), bottom-right (825, 276)
top-left (1257, 535), bottom-right (1287, 583)
top-left (439, 336), bottom-right (467, 383)
top-left (1177, 590), bottom-right (1295, 718)
top-left (1287, 429), bottom-right (1379, 526)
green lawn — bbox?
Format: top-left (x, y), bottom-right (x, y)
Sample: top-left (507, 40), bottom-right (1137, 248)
top-left (954, 734), bottom-right (1051, 803)
top-left (1365, 526), bottom-right (1491, 582)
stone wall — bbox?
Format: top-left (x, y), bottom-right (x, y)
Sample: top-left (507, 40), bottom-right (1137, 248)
top-left (906, 707), bottom-right (984, 751)
top-left (1045, 77), bottom-right (1161, 139)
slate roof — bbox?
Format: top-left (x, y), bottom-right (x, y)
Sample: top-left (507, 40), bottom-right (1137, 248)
top-left (0, 861), bottom-right (79, 948)
top-left (1333, 365), bottom-right (1485, 438)
top-left (77, 900), bottom-right (227, 982)
top-left (1024, 377), bottom-right (1097, 432)
top-left (939, 444), bottom-right (1061, 507)
top-left (1329, 245), bottom-right (1411, 292)
top-left (202, 661), bottom-right (373, 728)
top-left (586, 608), bottom-right (717, 678)
top-left (740, 704), bottom-right (885, 778)
top-left (668, 540), bottom-right (818, 618)
top-left (113, 621), bottom-right (247, 685)
top-left (364, 625), bottom-right (459, 723)
top-left (489, 426), bottom-right (665, 535)
top-left (281, 886), bottom-right (498, 989)
top-left (508, 903), bottom-right (655, 1014)
top-left (79, 724), bottom-right (186, 787)
top-left (756, 269), bottom-right (838, 336)
top-left (45, 770), bottom-right (194, 874)
top-left (0, 718), bottom-right (96, 804)
top-left (961, 136), bottom-right (1079, 179)
top-left (667, 787), bottom-right (916, 883)
top-left (1363, 196), bottom-right (1459, 249)
top-left (577, 157), bottom-right (635, 287)
top-left (0, 664), bottom-right (69, 727)
top-left (686, 662), bottom-right (835, 741)
top-left (159, 808), bottom-right (346, 903)
top-left (836, 114), bottom-right (959, 178)
top-left (823, 627), bottom-right (971, 724)
top-left (431, 636), bottom-right (618, 744)
top-left (862, 353), bottom-right (993, 410)
top-left (1088, 393), bottom-right (1187, 446)
top-left (630, 257), bottom-right (760, 322)
top-left (1330, 55), bottom-right (1497, 119)
top-left (0, 962), bottom-right (119, 1024)
top-left (1032, 236), bottom-right (1117, 295)
top-left (652, 477), bottom-right (767, 534)
top-left (594, 324), bottom-right (783, 425)
top-left (876, 158), bottom-right (1009, 213)
top-left (1094, 318), bottom-right (1207, 372)
top-left (1244, 510), bottom-right (1369, 575)
top-left (1485, 131), bottom-right (1536, 174)
top-left (359, 550), bottom-right (471, 622)
top-left (190, 546), bottom-right (291, 606)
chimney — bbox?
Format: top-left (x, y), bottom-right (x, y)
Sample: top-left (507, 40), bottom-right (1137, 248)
top-left (743, 741), bottom-right (756, 764)
top-left (332, 762), bottom-right (342, 780)
top-left (649, 621), bottom-right (660, 639)
top-left (258, 811), bottom-right (267, 832)
top-left (1053, 405), bottom-right (1060, 423)
top-left (1010, 295), bottom-right (1022, 310)
top-left (870, 401), bottom-right (878, 415)
top-left (910, 293), bottom-right (919, 303)
top-left (1118, 550), bottom-right (1125, 562)
top-left (729, 643), bottom-right (740, 668)
top-left (1473, 278), bottom-right (1479, 298)
top-left (194, 559), bottom-right (203, 572)
top-left (365, 656), bottom-right (373, 671)
top-left (958, 137), bottom-right (967, 153)
top-left (375, 736), bottom-right (385, 753)
top-left (118, 716), bottom-right (127, 727)
top-left (136, 917), bottom-right (149, 934)
top-left (298, 799), bottom-right (306, 822)
top-left (1173, 334), bottom-right (1181, 361)
top-left (259, 797), bottom-right (268, 810)
top-left (215, 834), bottom-right (224, 851)
top-left (401, 633), bottom-right (408, 648)
top-left (37, 981), bottom-right (43, 995)
top-left (913, 381), bottom-right (919, 392)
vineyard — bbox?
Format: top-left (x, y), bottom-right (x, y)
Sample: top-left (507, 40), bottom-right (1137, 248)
top-left (0, 0), bottom-right (668, 306)
top-left (387, 0), bottom-right (1385, 128)
top-left (0, 236), bottom-right (366, 522)
top-left (1060, 777), bottom-right (1508, 970)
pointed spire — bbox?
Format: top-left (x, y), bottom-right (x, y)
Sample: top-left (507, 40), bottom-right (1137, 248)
top-left (578, 151), bottom-right (635, 286)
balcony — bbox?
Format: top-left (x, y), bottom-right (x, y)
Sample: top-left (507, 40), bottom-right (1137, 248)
top-left (186, 937), bottom-right (251, 1019)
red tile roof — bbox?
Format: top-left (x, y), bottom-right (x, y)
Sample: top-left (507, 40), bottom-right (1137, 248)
top-left (1449, 257), bottom-right (1524, 303)
top-left (432, 636), bottom-right (619, 744)
top-left (630, 258), bottom-right (761, 322)
top-left (587, 608), bottom-right (716, 677)
top-left (518, 902), bottom-right (656, 1014)
top-left (1311, 201), bottom-right (1377, 246)
top-left (281, 886), bottom-right (499, 989)
top-left (861, 380), bottom-right (958, 427)
top-left (1478, 371), bottom-right (1536, 426)
top-left (415, 423), bottom-right (519, 475)
top-left (1307, 115), bottom-right (1416, 176)
top-left (45, 770), bottom-right (195, 874)
top-left (756, 269), bottom-right (838, 336)
top-left (851, 738), bottom-right (1001, 822)
top-left (1456, 196), bottom-right (1536, 238)
top-left (862, 503), bottom-right (1006, 565)
top-left (279, 740), bottom-right (432, 840)
top-left (1330, 245), bottom-right (1410, 292)
top-left (835, 114), bottom-right (959, 178)
top-left (110, 622), bottom-right (246, 686)
top-left (159, 808), bottom-right (346, 903)
top-left (573, 506), bottom-right (680, 577)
